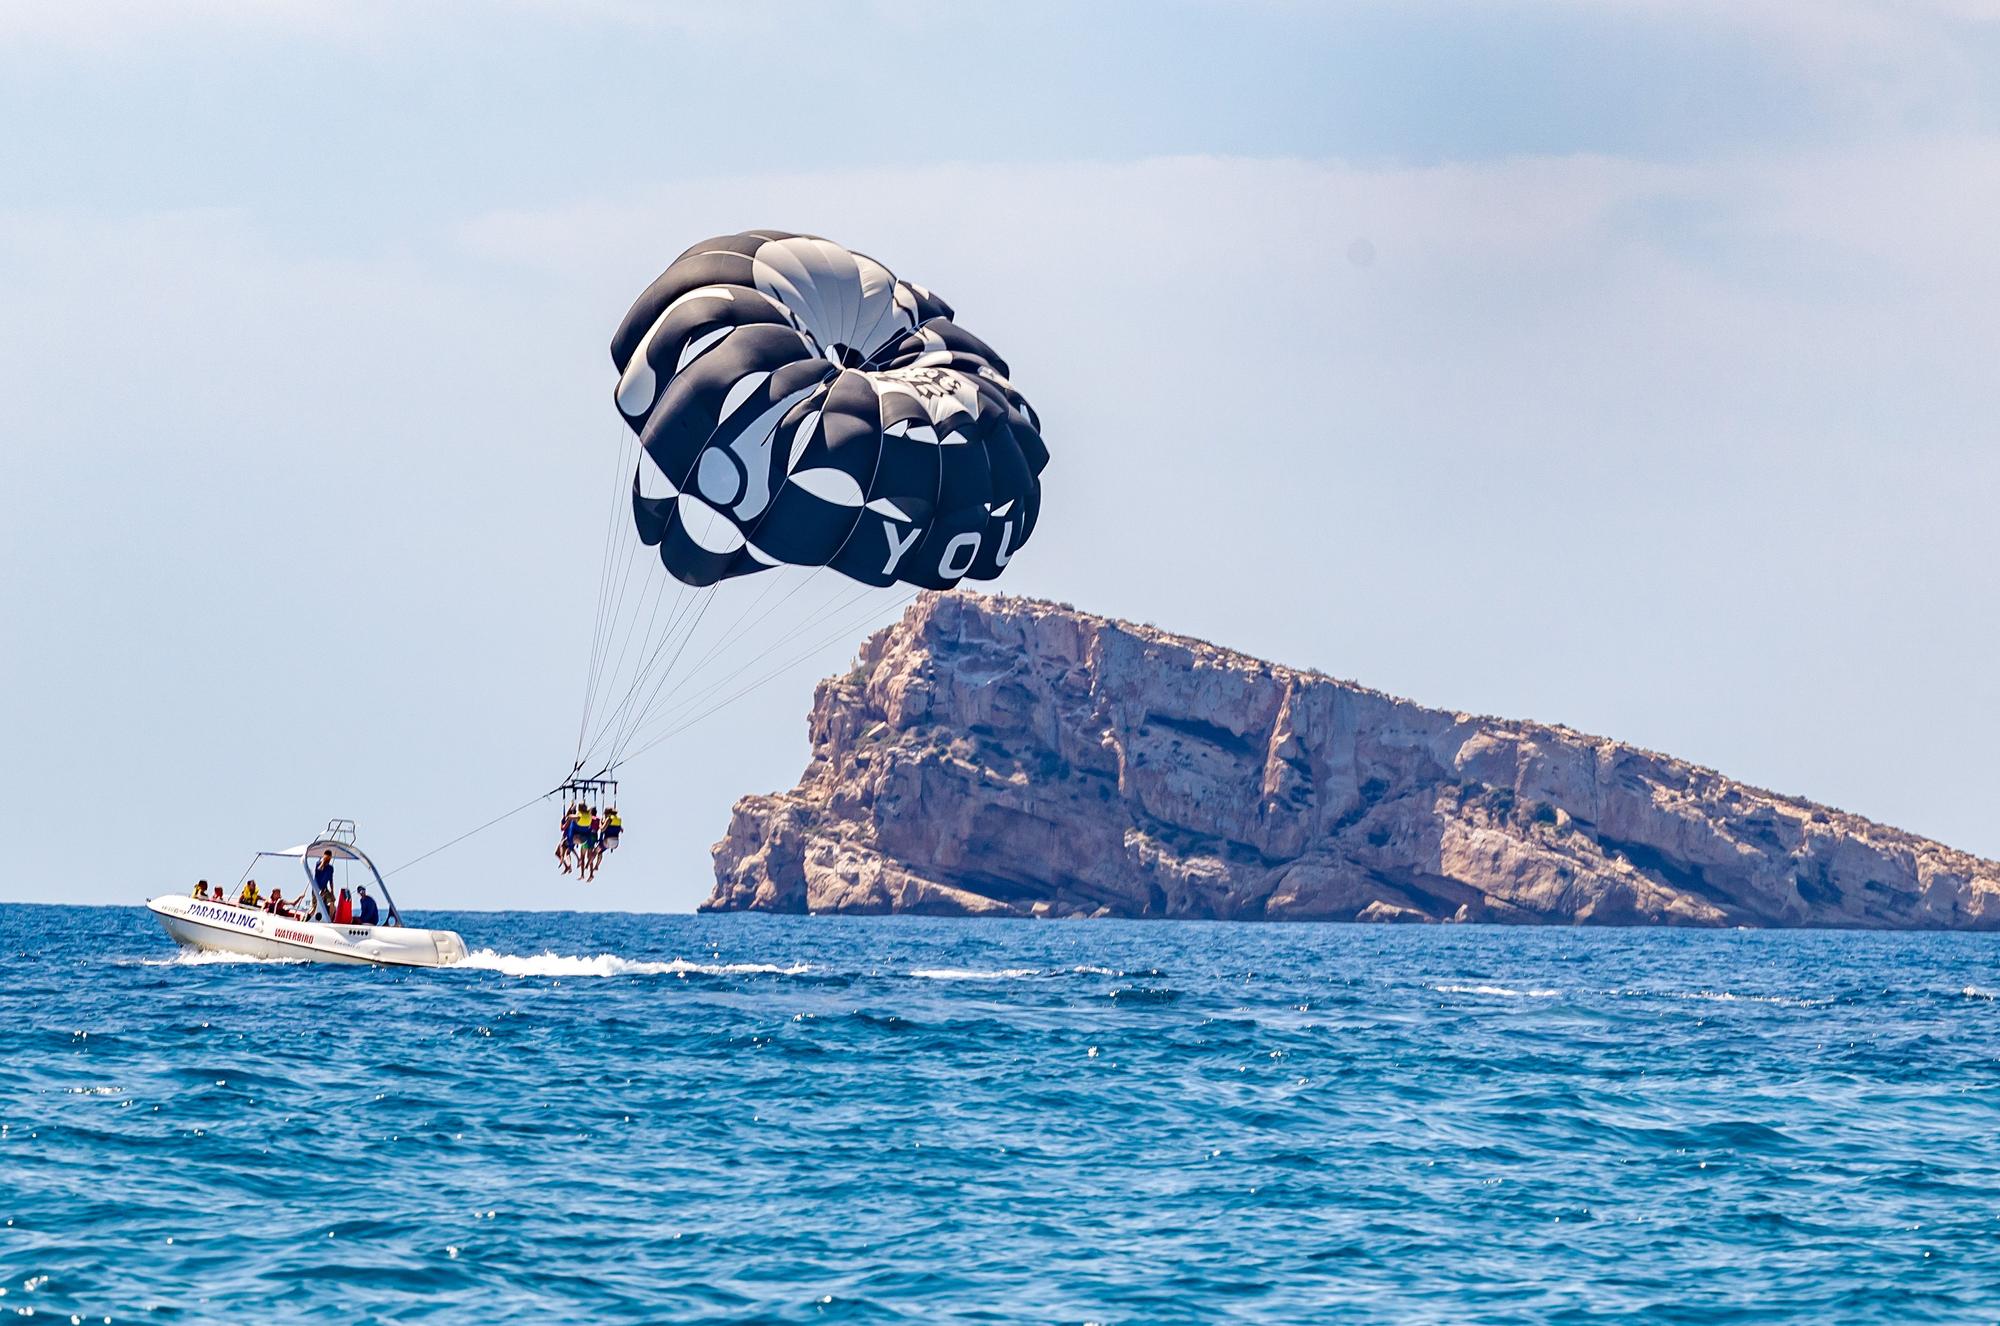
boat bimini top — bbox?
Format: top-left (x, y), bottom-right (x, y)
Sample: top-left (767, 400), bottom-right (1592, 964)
top-left (244, 819), bottom-right (404, 925)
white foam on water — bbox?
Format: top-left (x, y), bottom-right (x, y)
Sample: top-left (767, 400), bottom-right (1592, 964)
top-left (1626, 988), bottom-right (1827, 1008)
top-left (1430, 984), bottom-right (1560, 998)
top-left (1963, 985), bottom-right (1997, 1000)
top-left (908, 967), bottom-right (1042, 981)
top-left (456, 949), bottom-right (809, 979)
top-left (127, 949), bottom-right (303, 967)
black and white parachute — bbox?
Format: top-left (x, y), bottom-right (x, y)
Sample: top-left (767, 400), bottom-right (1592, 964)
top-left (609, 230), bottom-right (1048, 589)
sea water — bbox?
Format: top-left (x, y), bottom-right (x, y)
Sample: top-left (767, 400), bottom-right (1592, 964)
top-left (4, 903), bottom-right (1999, 1322)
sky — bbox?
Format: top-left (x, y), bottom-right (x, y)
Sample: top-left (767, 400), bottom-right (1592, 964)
top-left (4, 0), bottom-right (1999, 913)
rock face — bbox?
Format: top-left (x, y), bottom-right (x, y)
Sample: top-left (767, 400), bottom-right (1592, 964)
top-left (706, 593), bottom-right (2000, 927)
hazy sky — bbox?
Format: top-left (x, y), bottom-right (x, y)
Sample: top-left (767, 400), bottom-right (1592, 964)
top-left (4, 1), bottom-right (1998, 913)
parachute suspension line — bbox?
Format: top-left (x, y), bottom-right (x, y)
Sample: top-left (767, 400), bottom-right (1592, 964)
top-left (576, 566), bottom-right (705, 766)
top-left (576, 545), bottom-right (681, 761)
top-left (577, 493), bottom-right (743, 767)
top-left (577, 451), bottom-right (734, 771)
top-left (580, 419), bottom-right (688, 756)
top-left (577, 423), bottom-right (636, 739)
top-left (613, 588), bottom-right (921, 771)
top-left (604, 562), bottom-right (827, 764)
top-left (656, 577), bottom-right (874, 726)
top-left (610, 579), bottom-right (880, 764)
top-left (660, 556), bottom-right (803, 692)
top-left (598, 573), bottom-right (723, 773)
top-left (576, 478), bottom-right (652, 751)
top-left (576, 401), bottom-right (731, 770)
top-left (573, 423), bottom-right (641, 766)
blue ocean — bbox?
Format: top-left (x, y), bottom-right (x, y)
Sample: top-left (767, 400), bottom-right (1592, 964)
top-left (5, 904), bottom-right (1999, 1322)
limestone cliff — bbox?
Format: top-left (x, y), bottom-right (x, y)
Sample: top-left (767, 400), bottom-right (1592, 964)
top-left (706, 593), bottom-right (2000, 927)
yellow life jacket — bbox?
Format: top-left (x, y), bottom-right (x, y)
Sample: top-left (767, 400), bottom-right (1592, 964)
top-left (576, 809), bottom-right (596, 831)
top-left (607, 813), bottom-right (621, 829)
top-left (241, 885), bottom-right (260, 905)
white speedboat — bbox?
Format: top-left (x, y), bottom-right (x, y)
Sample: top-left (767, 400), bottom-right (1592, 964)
top-left (147, 820), bottom-right (467, 968)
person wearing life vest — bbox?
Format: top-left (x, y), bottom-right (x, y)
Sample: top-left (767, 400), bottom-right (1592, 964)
top-left (574, 804), bottom-right (599, 881)
top-left (555, 804), bottom-right (577, 875)
top-left (603, 806), bottom-right (623, 853)
top-left (192, 880), bottom-right (210, 900)
top-left (239, 879), bottom-right (262, 908)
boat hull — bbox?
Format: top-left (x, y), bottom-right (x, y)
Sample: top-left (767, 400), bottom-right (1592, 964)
top-left (146, 895), bottom-right (467, 968)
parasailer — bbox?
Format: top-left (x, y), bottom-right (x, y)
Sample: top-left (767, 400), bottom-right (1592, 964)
top-left (555, 804), bottom-right (577, 875)
top-left (559, 229), bottom-right (1049, 875)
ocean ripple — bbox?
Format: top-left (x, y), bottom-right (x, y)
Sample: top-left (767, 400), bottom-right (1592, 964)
top-left (4, 905), bottom-right (2000, 1322)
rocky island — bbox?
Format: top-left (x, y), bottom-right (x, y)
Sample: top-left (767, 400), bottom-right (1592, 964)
top-left (707, 593), bottom-right (2000, 927)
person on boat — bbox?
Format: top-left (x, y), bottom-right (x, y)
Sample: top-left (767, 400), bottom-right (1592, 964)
top-left (603, 806), bottom-right (623, 853)
top-left (239, 879), bottom-right (262, 908)
top-left (314, 851), bottom-right (336, 915)
top-left (335, 886), bottom-right (354, 925)
top-left (192, 881), bottom-right (210, 900)
top-left (263, 887), bottom-right (283, 915)
top-left (356, 885), bottom-right (380, 926)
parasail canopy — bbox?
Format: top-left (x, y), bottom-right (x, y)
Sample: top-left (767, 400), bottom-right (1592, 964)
top-left (609, 229), bottom-right (1048, 590)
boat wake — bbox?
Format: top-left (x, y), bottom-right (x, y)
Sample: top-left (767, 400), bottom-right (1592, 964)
top-left (128, 948), bottom-right (304, 967)
top-left (455, 949), bottom-right (810, 979)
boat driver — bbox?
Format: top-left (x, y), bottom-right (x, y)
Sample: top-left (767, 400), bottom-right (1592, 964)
top-left (314, 850), bottom-right (336, 916)
top-left (356, 885), bottom-right (380, 926)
